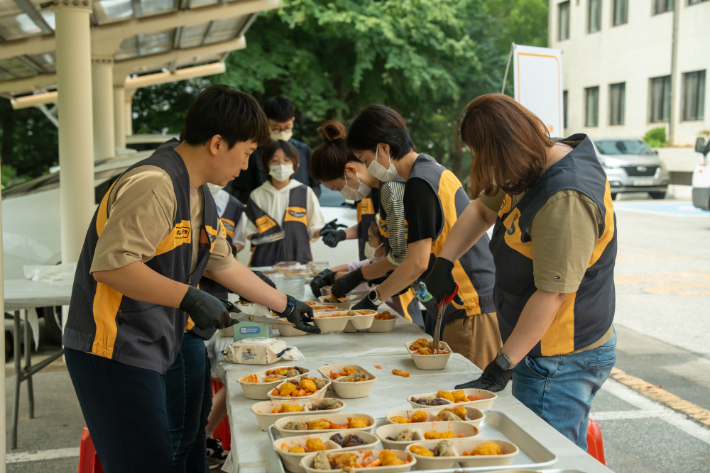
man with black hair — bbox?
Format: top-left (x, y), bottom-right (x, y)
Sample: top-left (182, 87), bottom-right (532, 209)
top-left (63, 85), bottom-right (319, 473)
top-left (228, 96), bottom-right (321, 203)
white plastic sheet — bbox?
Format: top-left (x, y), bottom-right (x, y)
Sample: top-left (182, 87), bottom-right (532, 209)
top-left (23, 262), bottom-right (77, 285)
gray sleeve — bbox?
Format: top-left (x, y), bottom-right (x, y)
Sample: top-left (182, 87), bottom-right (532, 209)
top-left (381, 181), bottom-right (408, 265)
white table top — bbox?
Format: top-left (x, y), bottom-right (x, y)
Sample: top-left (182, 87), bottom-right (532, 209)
top-left (219, 317), bottom-right (614, 473)
top-left (3, 279), bottom-right (72, 311)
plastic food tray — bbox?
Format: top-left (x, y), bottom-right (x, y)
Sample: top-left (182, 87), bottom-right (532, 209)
top-left (268, 410), bottom-right (558, 473)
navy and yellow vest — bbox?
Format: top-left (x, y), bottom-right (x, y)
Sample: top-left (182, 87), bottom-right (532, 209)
top-left (63, 149), bottom-right (219, 374)
top-left (246, 184), bottom-right (311, 267)
top-left (356, 188), bottom-right (379, 261)
top-left (490, 134), bottom-right (616, 357)
top-left (408, 154), bottom-right (496, 322)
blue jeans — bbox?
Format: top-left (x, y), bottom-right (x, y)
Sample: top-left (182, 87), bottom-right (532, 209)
top-left (165, 333), bottom-right (212, 473)
top-left (512, 328), bottom-right (616, 451)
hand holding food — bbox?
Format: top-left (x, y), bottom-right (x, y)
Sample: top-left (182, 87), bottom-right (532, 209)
top-left (277, 295), bottom-right (320, 334)
top-left (311, 268), bottom-right (336, 298)
top-left (331, 268), bottom-right (365, 298)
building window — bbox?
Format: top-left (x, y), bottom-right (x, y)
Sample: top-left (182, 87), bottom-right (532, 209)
top-left (613, 0), bottom-right (628, 25)
top-left (688, 0), bottom-right (707, 5)
top-left (653, 0), bottom-right (674, 14)
top-left (559, 1), bottom-right (571, 40)
top-left (649, 76), bottom-right (671, 123)
top-left (609, 83), bottom-right (626, 125)
top-left (588, 0), bottom-right (601, 32)
top-left (585, 87), bottom-right (600, 127)
top-left (563, 90), bottom-right (568, 130)
top-left (682, 70), bottom-right (706, 121)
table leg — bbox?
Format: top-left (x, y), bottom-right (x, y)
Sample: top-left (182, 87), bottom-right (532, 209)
top-left (11, 310), bottom-right (20, 449)
top-left (24, 309), bottom-right (34, 419)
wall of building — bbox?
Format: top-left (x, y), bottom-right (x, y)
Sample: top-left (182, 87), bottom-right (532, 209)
top-left (548, 0), bottom-right (709, 146)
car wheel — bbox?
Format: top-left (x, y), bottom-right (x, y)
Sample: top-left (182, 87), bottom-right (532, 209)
top-left (611, 193), bottom-right (618, 201)
top-left (39, 306), bottom-right (63, 344)
top-left (649, 192), bottom-right (666, 200)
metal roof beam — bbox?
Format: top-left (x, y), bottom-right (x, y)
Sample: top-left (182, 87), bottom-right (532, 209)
top-left (13, 0), bottom-right (53, 34)
top-left (201, 20), bottom-right (217, 45)
top-left (0, 0), bottom-right (277, 60)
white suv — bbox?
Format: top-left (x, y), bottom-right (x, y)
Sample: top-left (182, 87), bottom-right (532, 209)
top-left (691, 137), bottom-right (710, 211)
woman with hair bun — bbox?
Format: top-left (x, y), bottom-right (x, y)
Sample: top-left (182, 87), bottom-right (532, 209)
top-left (309, 121), bottom-right (423, 326)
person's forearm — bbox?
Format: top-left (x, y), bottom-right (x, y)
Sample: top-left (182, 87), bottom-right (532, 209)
top-left (374, 239), bottom-right (431, 301)
top-left (93, 262), bottom-right (188, 308)
top-left (333, 271), bottom-right (348, 280)
top-left (331, 264), bottom-right (349, 273)
top-left (344, 225), bottom-right (358, 240)
top-left (501, 289), bottom-right (567, 364)
top-left (361, 257), bottom-right (397, 280)
top-left (204, 263), bottom-right (288, 313)
top-left (439, 200), bottom-right (496, 263)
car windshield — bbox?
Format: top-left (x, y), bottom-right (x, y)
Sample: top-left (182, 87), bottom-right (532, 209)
top-left (594, 139), bottom-right (655, 156)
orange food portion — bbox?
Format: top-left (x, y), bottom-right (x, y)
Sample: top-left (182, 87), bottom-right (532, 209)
top-left (348, 416), bottom-right (369, 428)
top-left (374, 311), bottom-right (396, 320)
top-left (423, 429), bottom-right (456, 439)
top-left (392, 369), bottom-right (410, 377)
top-left (390, 416), bottom-right (412, 424)
top-left (327, 366), bottom-right (359, 380)
top-left (271, 378), bottom-right (319, 397)
top-left (464, 442), bottom-right (503, 456)
top-left (241, 374), bottom-right (258, 383)
top-left (316, 312), bottom-right (349, 318)
top-left (467, 395), bottom-right (483, 401)
top-left (305, 301), bottom-right (317, 306)
top-left (410, 410), bottom-right (428, 423)
top-left (311, 305), bottom-right (337, 311)
top-left (379, 450), bottom-right (404, 466)
top-left (374, 365), bottom-right (384, 370)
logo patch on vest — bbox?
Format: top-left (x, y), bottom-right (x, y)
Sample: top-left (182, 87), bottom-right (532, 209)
top-left (175, 226), bottom-right (191, 239)
top-left (288, 209), bottom-right (306, 218)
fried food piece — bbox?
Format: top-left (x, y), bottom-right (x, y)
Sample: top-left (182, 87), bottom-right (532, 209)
top-left (467, 395), bottom-right (483, 401)
top-left (331, 452), bottom-right (358, 469)
top-left (424, 430), bottom-right (455, 440)
top-left (375, 312), bottom-right (396, 320)
top-left (299, 379), bottom-right (317, 393)
top-left (392, 369), bottom-right (410, 377)
top-left (471, 442), bottom-right (502, 455)
top-left (437, 410), bottom-right (461, 422)
top-left (415, 347), bottom-right (434, 355)
top-left (347, 416), bottom-right (369, 428)
top-left (451, 390), bottom-right (466, 402)
top-left (390, 416), bottom-right (412, 424)
top-left (288, 446), bottom-right (306, 453)
top-left (411, 396), bottom-right (449, 406)
top-left (307, 419), bottom-right (332, 430)
top-left (410, 410), bottom-right (429, 423)
top-left (409, 445), bottom-right (434, 457)
top-left (342, 367), bottom-right (358, 376)
top-left (437, 440), bottom-right (455, 457)
top-left (241, 374), bottom-right (258, 383)
top-left (340, 371), bottom-right (369, 382)
top-left (306, 438), bottom-right (326, 452)
top-left (278, 382), bottom-right (298, 396)
top-left (265, 376), bottom-right (279, 383)
top-left (437, 390), bottom-right (455, 403)
top-left (317, 398), bottom-right (340, 410)
top-left (452, 405), bottom-right (469, 419)
top-left (313, 378), bottom-right (328, 390)
top-left (284, 421), bottom-right (308, 430)
top-left (380, 450), bottom-right (405, 466)
top-left (313, 451), bottom-right (331, 470)
top-left (395, 428), bottom-right (414, 441)
top-left (279, 404), bottom-right (303, 413)
top-left (411, 338), bottom-right (430, 349)
top-left (285, 369), bottom-right (301, 378)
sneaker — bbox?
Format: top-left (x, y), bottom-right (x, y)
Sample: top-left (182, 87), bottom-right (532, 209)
top-left (206, 437), bottom-right (229, 464)
top-left (207, 456), bottom-right (222, 470)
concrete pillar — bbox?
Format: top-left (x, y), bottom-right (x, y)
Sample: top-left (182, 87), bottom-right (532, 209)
top-left (91, 56), bottom-right (115, 160)
top-left (53, 0), bottom-right (95, 263)
top-left (0, 188), bottom-right (7, 469)
top-left (113, 86), bottom-right (126, 148)
top-left (125, 94), bottom-right (133, 136)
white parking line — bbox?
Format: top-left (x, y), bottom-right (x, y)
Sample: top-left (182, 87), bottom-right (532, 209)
top-left (6, 447), bottom-right (80, 463)
top-left (595, 379), bottom-right (710, 446)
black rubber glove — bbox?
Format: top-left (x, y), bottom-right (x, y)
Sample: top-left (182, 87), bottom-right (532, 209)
top-left (424, 257), bottom-right (463, 305)
top-left (310, 268), bottom-right (336, 298)
top-left (321, 229), bottom-right (347, 248)
top-left (454, 359), bottom-right (514, 392)
top-left (322, 219), bottom-right (347, 232)
top-left (352, 296), bottom-right (379, 311)
top-left (331, 268), bottom-right (365, 298)
top-left (276, 295), bottom-right (320, 334)
top-left (240, 270), bottom-right (276, 303)
top-left (180, 286), bottom-right (237, 330)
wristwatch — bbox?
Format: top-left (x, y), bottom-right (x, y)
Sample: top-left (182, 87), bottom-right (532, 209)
top-left (494, 351), bottom-right (515, 371)
top-left (366, 289), bottom-right (383, 307)
top-left (277, 295), bottom-right (295, 318)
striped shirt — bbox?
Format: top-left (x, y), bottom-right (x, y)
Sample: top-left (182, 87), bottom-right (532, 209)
top-left (380, 180), bottom-right (408, 265)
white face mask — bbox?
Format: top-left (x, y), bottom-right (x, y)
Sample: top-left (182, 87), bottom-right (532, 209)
top-left (206, 183), bottom-right (224, 196)
top-left (269, 164), bottom-right (294, 182)
top-left (364, 242), bottom-right (383, 262)
top-left (367, 146), bottom-right (399, 182)
top-left (340, 171), bottom-right (371, 201)
top-left (270, 130), bottom-right (293, 142)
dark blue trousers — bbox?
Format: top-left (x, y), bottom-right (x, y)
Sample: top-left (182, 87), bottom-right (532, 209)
top-left (65, 348), bottom-right (174, 473)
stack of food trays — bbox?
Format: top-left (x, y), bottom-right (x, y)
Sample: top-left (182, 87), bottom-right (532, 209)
top-left (318, 364), bottom-right (377, 398)
top-left (238, 366), bottom-right (311, 400)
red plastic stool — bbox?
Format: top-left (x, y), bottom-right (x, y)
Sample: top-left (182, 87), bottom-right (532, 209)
top-left (78, 426), bottom-right (104, 473)
top-left (211, 380), bottom-right (232, 451)
top-left (586, 418), bottom-right (605, 465)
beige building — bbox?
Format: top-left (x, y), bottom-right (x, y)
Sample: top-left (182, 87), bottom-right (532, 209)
top-left (548, 0), bottom-right (709, 147)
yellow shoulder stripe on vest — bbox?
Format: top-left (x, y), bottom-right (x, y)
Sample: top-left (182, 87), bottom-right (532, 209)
top-left (220, 218), bottom-right (235, 239)
top-left (588, 181), bottom-right (615, 268)
top-left (185, 317), bottom-right (195, 331)
top-left (540, 292), bottom-right (576, 356)
top-left (398, 288), bottom-right (415, 323)
top-left (155, 220), bottom-right (192, 256)
top-left (255, 214), bottom-right (277, 234)
top-left (357, 198), bottom-right (375, 223)
top-left (91, 282), bottom-right (123, 359)
top-left (284, 206), bottom-right (308, 226)
top-left (503, 208), bottom-right (533, 259)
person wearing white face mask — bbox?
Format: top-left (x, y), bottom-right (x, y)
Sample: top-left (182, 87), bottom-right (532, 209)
top-left (308, 121), bottom-right (424, 326)
top-left (227, 96), bottom-right (321, 204)
top-left (244, 140), bottom-right (325, 266)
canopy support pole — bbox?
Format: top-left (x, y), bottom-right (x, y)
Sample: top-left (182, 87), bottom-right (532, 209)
top-left (92, 56), bottom-right (115, 160)
top-left (113, 86), bottom-right (126, 148)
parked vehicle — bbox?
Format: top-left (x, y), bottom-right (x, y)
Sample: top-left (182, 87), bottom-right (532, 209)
top-left (590, 138), bottom-right (670, 200)
top-left (691, 137), bottom-right (710, 211)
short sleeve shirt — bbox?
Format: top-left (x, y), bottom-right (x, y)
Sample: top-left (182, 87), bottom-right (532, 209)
top-left (90, 164), bottom-right (235, 274)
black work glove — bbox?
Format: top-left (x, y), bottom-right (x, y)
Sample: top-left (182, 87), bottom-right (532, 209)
top-left (424, 257), bottom-right (463, 305)
top-left (240, 270), bottom-right (276, 303)
top-left (321, 229), bottom-right (347, 248)
top-left (310, 268), bottom-right (336, 298)
top-left (331, 268), bottom-right (365, 298)
top-left (454, 359), bottom-right (514, 392)
top-left (180, 286), bottom-right (237, 330)
top-left (322, 219), bottom-right (347, 232)
top-left (276, 295), bottom-right (320, 334)
top-left (352, 296), bottom-right (379, 311)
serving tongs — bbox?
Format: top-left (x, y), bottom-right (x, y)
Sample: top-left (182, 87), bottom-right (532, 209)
top-left (432, 282), bottom-right (459, 354)
top-left (220, 299), bottom-right (292, 326)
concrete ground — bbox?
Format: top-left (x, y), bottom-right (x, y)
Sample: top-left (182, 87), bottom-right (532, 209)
top-left (4, 192), bottom-right (710, 472)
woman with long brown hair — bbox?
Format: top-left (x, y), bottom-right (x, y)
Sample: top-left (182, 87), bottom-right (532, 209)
top-left (425, 93), bottom-right (617, 450)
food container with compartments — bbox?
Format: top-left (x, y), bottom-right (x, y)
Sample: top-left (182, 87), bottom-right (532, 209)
top-left (375, 421), bottom-right (480, 450)
top-left (407, 388), bottom-right (497, 410)
top-left (274, 413), bottom-right (376, 438)
top-left (405, 437), bottom-right (519, 470)
top-left (251, 398), bottom-right (345, 431)
top-left (318, 364), bottom-right (377, 398)
top-left (238, 366), bottom-right (310, 400)
top-left (385, 405), bottom-right (485, 428)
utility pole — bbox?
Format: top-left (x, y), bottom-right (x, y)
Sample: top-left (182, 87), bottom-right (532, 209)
top-left (668, 0), bottom-right (680, 146)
